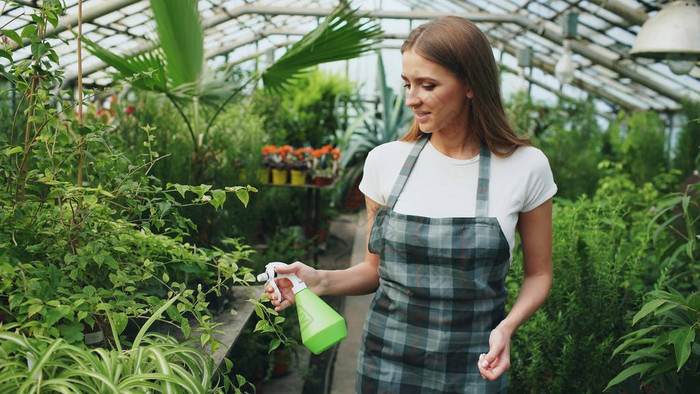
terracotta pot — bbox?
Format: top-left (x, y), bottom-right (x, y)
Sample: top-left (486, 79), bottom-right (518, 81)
top-left (313, 176), bottom-right (333, 187)
top-left (271, 347), bottom-right (292, 377)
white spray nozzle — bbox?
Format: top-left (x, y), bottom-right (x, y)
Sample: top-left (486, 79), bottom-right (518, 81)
top-left (257, 262), bottom-right (308, 301)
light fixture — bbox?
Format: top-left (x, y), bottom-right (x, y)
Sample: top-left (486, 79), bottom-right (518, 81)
top-left (516, 47), bottom-right (532, 93)
top-left (630, 1), bottom-right (700, 75)
top-left (555, 12), bottom-right (578, 85)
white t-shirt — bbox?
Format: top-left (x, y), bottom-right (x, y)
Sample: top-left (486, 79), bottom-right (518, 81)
top-left (359, 140), bottom-right (557, 257)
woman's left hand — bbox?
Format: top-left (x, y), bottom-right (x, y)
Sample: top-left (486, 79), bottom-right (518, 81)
top-left (477, 325), bottom-right (511, 381)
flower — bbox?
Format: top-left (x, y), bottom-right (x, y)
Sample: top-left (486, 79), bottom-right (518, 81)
top-left (287, 147), bottom-right (312, 170)
top-left (125, 105), bottom-right (135, 115)
top-left (310, 144), bottom-right (341, 179)
top-left (261, 145), bottom-right (293, 169)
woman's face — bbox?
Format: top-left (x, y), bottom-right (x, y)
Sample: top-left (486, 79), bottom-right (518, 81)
top-left (401, 49), bottom-right (473, 135)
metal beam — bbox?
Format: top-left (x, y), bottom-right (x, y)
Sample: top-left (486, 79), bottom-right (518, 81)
top-left (22, 0), bottom-right (142, 46)
top-left (525, 19), bottom-right (697, 105)
top-left (586, 0), bottom-right (648, 27)
top-left (56, 3), bottom-right (696, 109)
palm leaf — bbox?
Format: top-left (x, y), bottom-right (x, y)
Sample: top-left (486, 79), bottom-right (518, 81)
top-left (262, 4), bottom-right (383, 92)
top-left (81, 35), bottom-right (167, 92)
top-left (149, 0), bottom-right (203, 87)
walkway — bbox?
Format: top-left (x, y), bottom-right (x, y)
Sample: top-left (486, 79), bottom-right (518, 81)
top-left (260, 211), bottom-right (371, 394)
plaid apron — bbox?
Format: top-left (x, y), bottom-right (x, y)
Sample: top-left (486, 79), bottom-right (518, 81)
top-left (357, 135), bottom-right (510, 393)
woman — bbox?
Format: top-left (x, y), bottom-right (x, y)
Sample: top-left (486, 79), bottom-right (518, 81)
top-left (266, 16), bottom-right (556, 393)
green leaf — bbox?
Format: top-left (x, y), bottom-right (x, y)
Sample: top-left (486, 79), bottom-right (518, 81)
top-left (27, 303), bottom-right (43, 318)
top-left (670, 327), bottom-right (695, 370)
top-left (235, 188), bottom-right (249, 207)
top-left (633, 298), bottom-right (668, 325)
top-left (2, 29), bottom-right (22, 47)
top-left (149, 0), bottom-right (203, 87)
top-left (7, 146), bottom-right (23, 155)
top-left (171, 183), bottom-right (189, 198)
top-left (83, 194), bottom-right (98, 207)
top-left (604, 362), bottom-right (656, 391)
top-left (0, 48), bottom-right (11, 62)
top-left (262, 4), bottom-right (382, 92)
top-left (21, 24), bottom-right (38, 39)
top-left (210, 189), bottom-right (226, 209)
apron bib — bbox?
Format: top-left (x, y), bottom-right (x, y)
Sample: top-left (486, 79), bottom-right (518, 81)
top-left (357, 135), bottom-right (510, 394)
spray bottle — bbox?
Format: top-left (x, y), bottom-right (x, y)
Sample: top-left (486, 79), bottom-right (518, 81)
top-left (257, 262), bottom-right (347, 355)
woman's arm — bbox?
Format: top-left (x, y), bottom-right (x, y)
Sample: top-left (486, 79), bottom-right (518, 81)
top-left (266, 195), bottom-right (381, 311)
top-left (479, 197), bottom-right (553, 380)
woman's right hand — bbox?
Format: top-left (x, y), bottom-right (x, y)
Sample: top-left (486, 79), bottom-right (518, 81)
top-left (264, 261), bottom-right (323, 311)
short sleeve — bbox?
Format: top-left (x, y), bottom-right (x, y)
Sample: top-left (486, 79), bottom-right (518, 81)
top-left (522, 148), bottom-right (557, 212)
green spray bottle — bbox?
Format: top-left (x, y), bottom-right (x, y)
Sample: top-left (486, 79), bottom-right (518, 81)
top-left (257, 262), bottom-right (347, 355)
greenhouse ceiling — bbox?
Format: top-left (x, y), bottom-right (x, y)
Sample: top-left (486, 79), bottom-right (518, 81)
top-left (1, 0), bottom-right (699, 114)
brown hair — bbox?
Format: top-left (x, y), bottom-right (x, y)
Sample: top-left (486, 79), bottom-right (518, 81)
top-left (399, 16), bottom-right (529, 156)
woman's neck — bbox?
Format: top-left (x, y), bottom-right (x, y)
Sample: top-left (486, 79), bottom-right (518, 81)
top-left (429, 131), bottom-right (480, 160)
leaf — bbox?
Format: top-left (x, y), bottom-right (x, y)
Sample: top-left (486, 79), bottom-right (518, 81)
top-left (27, 303), bottom-right (43, 318)
top-left (633, 298), bottom-right (668, 325)
top-left (149, 0), bottom-right (203, 87)
top-left (235, 188), bottom-right (249, 207)
top-left (670, 327), bottom-right (695, 370)
top-left (604, 362), bottom-right (656, 391)
top-left (112, 312), bottom-right (129, 336)
top-left (262, 4), bottom-right (382, 92)
top-left (7, 146), bottom-right (24, 155)
top-left (170, 183), bottom-right (189, 198)
top-left (210, 189), bottom-right (226, 210)
top-left (2, 29), bottom-right (22, 47)
top-left (21, 24), bottom-right (38, 39)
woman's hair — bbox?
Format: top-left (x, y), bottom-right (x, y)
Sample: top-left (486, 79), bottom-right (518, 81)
top-left (399, 16), bottom-right (529, 156)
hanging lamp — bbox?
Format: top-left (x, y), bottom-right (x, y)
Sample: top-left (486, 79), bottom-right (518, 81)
top-left (555, 11), bottom-right (577, 85)
top-left (630, 1), bottom-right (700, 75)
top-left (517, 47), bottom-right (532, 93)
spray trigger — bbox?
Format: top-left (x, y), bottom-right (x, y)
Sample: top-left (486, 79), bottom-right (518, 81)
top-left (256, 262), bottom-right (283, 301)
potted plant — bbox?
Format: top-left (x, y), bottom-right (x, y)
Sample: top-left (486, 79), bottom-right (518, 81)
top-left (288, 147), bottom-right (313, 185)
top-left (310, 145), bottom-right (341, 186)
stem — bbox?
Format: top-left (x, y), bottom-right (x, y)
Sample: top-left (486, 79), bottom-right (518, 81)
top-left (203, 76), bottom-right (256, 139)
top-left (16, 74), bottom-right (39, 201)
top-left (165, 93), bottom-right (197, 150)
top-left (76, 0), bottom-right (84, 187)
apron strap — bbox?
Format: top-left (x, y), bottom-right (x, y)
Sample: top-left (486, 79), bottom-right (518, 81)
top-left (386, 135), bottom-right (430, 208)
top-left (476, 143), bottom-right (491, 217)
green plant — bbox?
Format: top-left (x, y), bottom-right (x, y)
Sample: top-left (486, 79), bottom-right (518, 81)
top-left (606, 183), bottom-right (699, 393)
top-left (253, 68), bottom-right (358, 149)
top-left (82, 1), bottom-right (382, 185)
top-left (507, 194), bottom-right (652, 393)
top-left (337, 55), bottom-right (413, 206)
top-left (0, 1), bottom-right (257, 351)
top-left (606, 290), bottom-right (700, 393)
top-left (605, 110), bottom-right (669, 186)
top-left (508, 94), bottom-right (606, 200)
top-left (0, 294), bottom-right (236, 393)
top-left (673, 100), bottom-right (700, 177)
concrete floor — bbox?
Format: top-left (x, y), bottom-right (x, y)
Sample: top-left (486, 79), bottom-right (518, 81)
top-left (260, 211), bottom-right (371, 394)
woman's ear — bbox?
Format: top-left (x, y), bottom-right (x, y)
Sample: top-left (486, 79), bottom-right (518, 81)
top-left (466, 86), bottom-right (474, 99)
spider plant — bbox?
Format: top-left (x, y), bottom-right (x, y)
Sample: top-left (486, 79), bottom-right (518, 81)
top-left (0, 294), bottom-right (233, 393)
